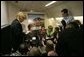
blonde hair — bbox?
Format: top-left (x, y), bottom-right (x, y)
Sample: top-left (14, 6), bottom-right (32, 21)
top-left (47, 40), bottom-right (53, 45)
top-left (16, 12), bottom-right (26, 19)
top-left (46, 40), bottom-right (54, 52)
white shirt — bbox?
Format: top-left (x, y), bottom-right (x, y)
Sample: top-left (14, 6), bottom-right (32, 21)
top-left (26, 30), bottom-right (31, 34)
top-left (63, 16), bottom-right (74, 24)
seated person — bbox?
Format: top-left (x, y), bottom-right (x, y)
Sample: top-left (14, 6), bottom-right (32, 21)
top-left (46, 40), bottom-right (54, 53)
top-left (46, 25), bottom-right (54, 39)
top-left (39, 26), bottom-right (46, 46)
top-left (40, 26), bottom-right (46, 40)
top-left (46, 25), bottom-right (56, 44)
top-left (26, 24), bottom-right (41, 47)
top-left (46, 40), bottom-right (58, 56)
top-left (28, 47), bottom-right (41, 56)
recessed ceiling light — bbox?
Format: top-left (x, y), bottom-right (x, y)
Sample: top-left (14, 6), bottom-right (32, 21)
top-left (45, 1), bottom-right (57, 7)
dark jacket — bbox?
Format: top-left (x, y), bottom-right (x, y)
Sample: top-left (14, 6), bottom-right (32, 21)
top-left (11, 19), bottom-right (24, 52)
top-left (56, 28), bottom-right (83, 56)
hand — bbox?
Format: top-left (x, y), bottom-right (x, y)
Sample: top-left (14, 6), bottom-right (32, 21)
top-left (54, 38), bottom-right (56, 42)
top-left (42, 38), bottom-right (45, 41)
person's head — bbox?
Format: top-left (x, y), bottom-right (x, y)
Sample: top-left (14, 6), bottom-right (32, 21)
top-left (74, 20), bottom-right (81, 26)
top-left (48, 25), bottom-right (53, 32)
top-left (48, 51), bottom-right (58, 56)
top-left (61, 9), bottom-right (69, 17)
top-left (55, 27), bottom-right (59, 32)
top-left (16, 12), bottom-right (26, 22)
top-left (41, 26), bottom-right (45, 29)
top-left (34, 17), bottom-right (41, 27)
top-left (18, 43), bottom-right (28, 54)
top-left (28, 24), bottom-right (33, 31)
top-left (46, 40), bottom-right (54, 52)
top-left (66, 21), bottom-right (79, 29)
top-left (29, 47), bottom-right (41, 56)
top-left (34, 17), bottom-right (41, 21)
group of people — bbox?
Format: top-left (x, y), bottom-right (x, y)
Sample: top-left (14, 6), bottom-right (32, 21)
top-left (56, 9), bottom-right (83, 56)
top-left (9, 9), bottom-right (83, 56)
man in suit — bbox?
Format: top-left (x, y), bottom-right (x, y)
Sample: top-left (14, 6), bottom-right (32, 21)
top-left (55, 21), bottom-right (83, 56)
top-left (11, 12), bottom-right (26, 52)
